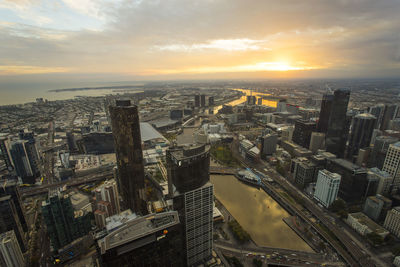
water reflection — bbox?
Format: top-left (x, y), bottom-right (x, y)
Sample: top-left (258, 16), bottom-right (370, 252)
top-left (211, 175), bottom-right (312, 252)
top-left (212, 88), bottom-right (278, 114)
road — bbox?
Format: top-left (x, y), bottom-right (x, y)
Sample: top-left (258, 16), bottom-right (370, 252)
top-left (229, 137), bottom-right (376, 266)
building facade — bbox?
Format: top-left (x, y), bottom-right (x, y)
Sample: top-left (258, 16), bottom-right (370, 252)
top-left (292, 120), bottom-right (316, 149)
top-left (384, 207), bottom-right (400, 238)
top-left (0, 231), bottom-right (24, 267)
top-left (314, 169), bottom-right (341, 208)
top-left (0, 196), bottom-right (26, 252)
top-left (346, 113), bottom-right (376, 161)
top-left (167, 145), bottom-right (213, 266)
top-left (109, 100), bottom-right (147, 215)
top-left (382, 142), bottom-right (400, 193)
top-left (317, 93), bottom-right (334, 133)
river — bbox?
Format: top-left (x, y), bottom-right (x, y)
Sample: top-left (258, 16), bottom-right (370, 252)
top-left (211, 174), bottom-right (312, 252)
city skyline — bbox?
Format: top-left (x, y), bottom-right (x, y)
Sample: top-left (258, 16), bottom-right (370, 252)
top-left (0, 0), bottom-right (400, 87)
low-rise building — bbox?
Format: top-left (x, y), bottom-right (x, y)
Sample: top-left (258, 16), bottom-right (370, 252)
top-left (346, 212), bottom-right (389, 238)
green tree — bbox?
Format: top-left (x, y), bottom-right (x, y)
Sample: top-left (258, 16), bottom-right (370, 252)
top-left (329, 199), bottom-right (346, 212)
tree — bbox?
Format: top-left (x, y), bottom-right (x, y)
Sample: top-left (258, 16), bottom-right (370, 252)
top-left (337, 209), bottom-right (348, 219)
top-left (253, 258), bottom-right (263, 267)
top-left (329, 199), bottom-right (346, 212)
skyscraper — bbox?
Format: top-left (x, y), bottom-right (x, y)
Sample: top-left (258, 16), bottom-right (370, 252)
top-left (94, 179), bottom-right (120, 216)
top-left (380, 104), bottom-right (399, 131)
top-left (317, 93), bottom-right (334, 133)
top-left (200, 94), bottom-right (206, 107)
top-left (382, 142), bottom-right (400, 193)
top-left (346, 113), bottom-right (376, 161)
top-left (369, 135), bottom-right (398, 169)
top-left (369, 104), bottom-right (385, 129)
top-left (0, 136), bottom-right (13, 171)
top-left (109, 100), bottom-right (147, 215)
top-left (325, 89), bottom-right (351, 158)
top-left (0, 231), bottom-right (25, 267)
top-left (0, 196), bottom-right (26, 252)
top-left (292, 119), bottom-right (316, 149)
top-left (167, 144), bottom-right (213, 266)
top-left (314, 169), bottom-right (341, 208)
top-left (41, 190), bottom-right (91, 251)
top-left (10, 139), bottom-right (41, 184)
top-left (194, 95), bottom-right (200, 107)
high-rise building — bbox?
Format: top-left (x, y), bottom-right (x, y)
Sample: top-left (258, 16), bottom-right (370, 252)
top-left (326, 158), bottom-right (371, 203)
top-left (276, 99), bottom-right (287, 112)
top-left (291, 157), bottom-right (321, 188)
top-left (381, 104), bottom-right (399, 131)
top-left (261, 133), bottom-right (278, 156)
top-left (94, 179), bottom-right (120, 216)
top-left (317, 93), bottom-right (334, 133)
top-left (97, 211), bottom-right (184, 266)
top-left (0, 179), bottom-right (27, 232)
top-left (0, 196), bottom-right (26, 252)
top-left (368, 168), bottom-right (393, 196)
top-left (346, 113), bottom-right (376, 161)
top-left (314, 169), bottom-right (341, 208)
top-left (109, 100), bottom-right (147, 215)
top-left (292, 120), bottom-right (316, 149)
top-left (0, 231), bottom-right (25, 267)
top-left (0, 136), bottom-right (13, 171)
top-left (167, 145), bottom-right (213, 266)
top-left (382, 142), bottom-right (400, 193)
top-left (18, 131), bottom-right (41, 177)
top-left (363, 194), bottom-right (392, 222)
top-left (208, 96), bottom-right (214, 106)
top-left (194, 95), bottom-right (200, 108)
top-left (369, 104), bottom-right (385, 129)
top-left (200, 95), bottom-right (206, 107)
top-left (384, 207), bottom-right (400, 238)
top-left (369, 135), bottom-right (398, 169)
top-left (41, 190), bottom-right (91, 251)
top-left (9, 139), bottom-right (40, 184)
top-left (309, 132), bottom-right (325, 153)
top-left (325, 89), bottom-right (351, 158)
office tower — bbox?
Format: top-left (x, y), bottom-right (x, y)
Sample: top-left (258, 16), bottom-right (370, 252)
top-left (66, 131), bottom-right (77, 152)
top-left (200, 94), bottom-right (206, 107)
top-left (369, 168), bottom-right (392, 196)
top-left (246, 95), bottom-right (256, 105)
top-left (291, 157), bottom-right (320, 188)
top-left (276, 99), bottom-right (287, 112)
top-left (325, 89), bottom-right (351, 158)
top-left (314, 169), bottom-right (341, 208)
top-left (94, 210), bottom-right (107, 229)
top-left (346, 113), bottom-right (376, 161)
top-left (370, 136), bottom-right (398, 169)
top-left (0, 231), bottom-right (25, 267)
top-left (292, 120), bottom-right (316, 149)
top-left (41, 191), bottom-right (91, 251)
top-left (109, 100), bottom-right (147, 215)
top-left (95, 179), bottom-right (120, 216)
top-left (194, 95), bottom-right (200, 107)
top-left (382, 142), bottom-right (400, 193)
top-left (309, 132), bottom-right (325, 153)
top-left (257, 97), bottom-right (262, 105)
top-left (208, 96), bottom-right (214, 106)
top-left (167, 145), bottom-right (213, 266)
top-left (0, 136), bottom-right (12, 171)
top-left (97, 211), bottom-right (184, 266)
top-left (369, 104), bottom-right (385, 129)
top-left (317, 93), bottom-right (334, 133)
top-left (326, 158), bottom-right (370, 203)
top-left (381, 104), bottom-right (399, 131)
top-left (390, 119), bottom-right (400, 131)
top-left (363, 194), bottom-right (392, 222)
top-left (18, 131), bottom-right (41, 177)
top-left (0, 179), bottom-right (28, 232)
top-left (384, 207), bottom-right (400, 238)
top-left (0, 196), bottom-right (26, 252)
top-left (261, 133), bottom-right (278, 156)
top-left (10, 139), bottom-right (41, 184)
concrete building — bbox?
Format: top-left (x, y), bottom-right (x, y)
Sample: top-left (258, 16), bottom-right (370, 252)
top-left (346, 212), bottom-right (389, 238)
top-left (97, 211), bottom-right (184, 266)
top-left (368, 168), bottom-right (392, 196)
top-left (291, 157), bottom-right (321, 188)
top-left (384, 207), bottom-right (400, 238)
top-left (194, 95), bottom-right (200, 108)
top-left (94, 179), bottom-right (120, 216)
top-left (363, 194), bottom-right (392, 222)
top-left (314, 169), bottom-right (341, 208)
top-left (369, 104), bottom-right (385, 129)
top-left (380, 104), bottom-right (398, 131)
top-left (292, 120), bottom-right (316, 149)
top-left (167, 145), bottom-right (213, 266)
top-left (369, 135), bottom-right (398, 169)
top-left (109, 100), bottom-right (147, 215)
top-left (0, 196), bottom-right (26, 252)
top-left (0, 136), bottom-right (13, 171)
top-left (0, 231), bottom-right (24, 267)
top-left (346, 113), bottom-right (376, 161)
top-left (201, 94), bottom-right (206, 107)
top-left (309, 132), bottom-right (325, 154)
top-left (382, 142), bottom-right (400, 193)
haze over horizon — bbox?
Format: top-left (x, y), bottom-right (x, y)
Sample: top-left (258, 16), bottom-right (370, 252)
top-left (1, 0), bottom-right (400, 87)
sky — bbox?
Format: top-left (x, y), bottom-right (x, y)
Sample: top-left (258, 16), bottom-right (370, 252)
top-left (0, 0), bottom-right (400, 86)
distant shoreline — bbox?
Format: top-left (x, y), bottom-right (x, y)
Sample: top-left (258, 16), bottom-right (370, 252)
top-left (48, 85), bottom-right (143, 93)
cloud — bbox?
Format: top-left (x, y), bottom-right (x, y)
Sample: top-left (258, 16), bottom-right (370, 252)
top-left (0, 65), bottom-right (70, 75)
